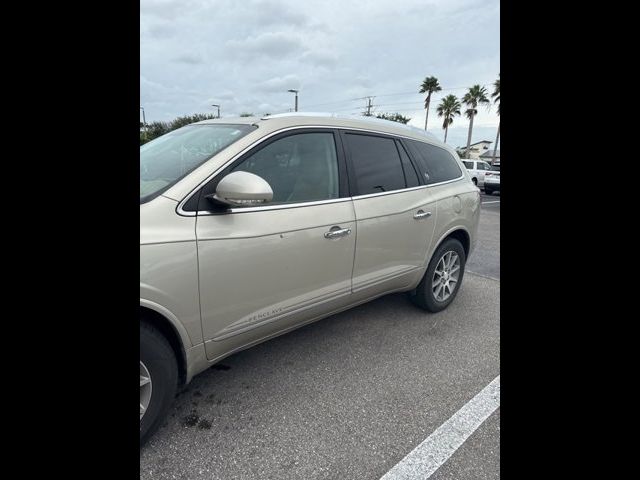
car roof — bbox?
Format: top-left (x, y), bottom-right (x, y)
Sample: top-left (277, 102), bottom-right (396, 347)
top-left (194, 112), bottom-right (448, 149)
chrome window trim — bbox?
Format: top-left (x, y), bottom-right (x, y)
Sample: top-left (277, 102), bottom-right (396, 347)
top-left (208, 197), bottom-right (352, 216)
top-left (176, 124), bottom-right (465, 217)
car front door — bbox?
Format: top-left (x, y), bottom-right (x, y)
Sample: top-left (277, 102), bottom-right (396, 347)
top-left (193, 129), bottom-right (356, 361)
top-left (341, 131), bottom-right (437, 297)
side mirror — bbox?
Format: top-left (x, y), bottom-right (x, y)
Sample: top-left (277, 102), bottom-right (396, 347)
top-left (209, 171), bottom-right (273, 207)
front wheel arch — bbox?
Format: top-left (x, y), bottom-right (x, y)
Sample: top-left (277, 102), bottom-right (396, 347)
top-left (140, 306), bottom-right (187, 387)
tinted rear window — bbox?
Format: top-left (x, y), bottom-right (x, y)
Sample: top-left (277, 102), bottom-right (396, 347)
top-left (405, 140), bottom-right (462, 184)
top-left (345, 134), bottom-right (406, 194)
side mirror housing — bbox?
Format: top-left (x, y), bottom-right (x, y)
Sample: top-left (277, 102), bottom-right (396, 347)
top-left (209, 171), bottom-right (273, 207)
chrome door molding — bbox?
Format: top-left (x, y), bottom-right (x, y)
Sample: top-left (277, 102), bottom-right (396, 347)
top-left (351, 265), bottom-right (422, 293)
top-left (209, 286), bottom-right (352, 341)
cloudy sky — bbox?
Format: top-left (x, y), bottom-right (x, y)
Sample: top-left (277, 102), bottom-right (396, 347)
top-left (141, 0), bottom-right (500, 149)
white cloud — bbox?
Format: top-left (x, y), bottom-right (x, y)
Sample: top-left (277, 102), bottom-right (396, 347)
top-left (226, 32), bottom-right (303, 59)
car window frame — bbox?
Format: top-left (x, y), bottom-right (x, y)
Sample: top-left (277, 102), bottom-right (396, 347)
top-left (402, 138), bottom-right (465, 186)
top-left (177, 125), bottom-right (466, 216)
top-left (339, 129), bottom-right (428, 198)
top-left (186, 128), bottom-right (350, 215)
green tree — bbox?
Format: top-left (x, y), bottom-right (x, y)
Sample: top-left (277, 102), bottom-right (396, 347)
top-left (146, 121), bottom-right (171, 139)
top-left (436, 95), bottom-right (461, 143)
top-left (239, 112), bottom-right (254, 117)
top-left (491, 75), bottom-right (500, 164)
top-left (140, 113), bottom-right (219, 144)
top-left (170, 113), bottom-right (217, 130)
top-left (462, 85), bottom-right (490, 158)
top-left (375, 112), bottom-right (411, 124)
top-left (419, 76), bottom-right (442, 131)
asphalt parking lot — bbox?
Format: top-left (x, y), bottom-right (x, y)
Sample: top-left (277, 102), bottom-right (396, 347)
top-left (467, 192), bottom-right (500, 280)
top-left (140, 195), bottom-right (500, 479)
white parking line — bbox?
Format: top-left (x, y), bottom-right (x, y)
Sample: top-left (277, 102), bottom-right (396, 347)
top-left (482, 200), bottom-right (500, 204)
top-left (379, 375), bottom-right (500, 480)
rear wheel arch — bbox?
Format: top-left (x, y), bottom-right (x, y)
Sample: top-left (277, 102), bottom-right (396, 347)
top-left (432, 227), bottom-right (471, 259)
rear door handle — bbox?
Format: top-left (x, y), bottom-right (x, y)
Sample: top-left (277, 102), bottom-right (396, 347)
top-left (413, 210), bottom-right (432, 220)
top-left (324, 226), bottom-right (352, 239)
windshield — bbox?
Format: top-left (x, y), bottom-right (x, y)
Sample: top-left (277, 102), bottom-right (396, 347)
top-left (140, 124), bottom-right (256, 203)
top-left (491, 165), bottom-right (500, 171)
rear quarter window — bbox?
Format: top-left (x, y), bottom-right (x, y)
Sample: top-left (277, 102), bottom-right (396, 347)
top-left (405, 139), bottom-right (463, 185)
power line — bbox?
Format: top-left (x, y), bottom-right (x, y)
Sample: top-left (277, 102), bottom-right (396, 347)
top-left (301, 96), bottom-right (366, 109)
top-left (299, 84), bottom-right (495, 113)
top-left (367, 84), bottom-right (492, 98)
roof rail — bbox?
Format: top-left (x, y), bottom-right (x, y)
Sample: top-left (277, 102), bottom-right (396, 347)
top-left (260, 112), bottom-right (439, 141)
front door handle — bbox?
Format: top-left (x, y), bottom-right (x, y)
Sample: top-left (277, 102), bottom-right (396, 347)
top-left (324, 226), bottom-right (352, 239)
top-left (413, 210), bottom-right (432, 220)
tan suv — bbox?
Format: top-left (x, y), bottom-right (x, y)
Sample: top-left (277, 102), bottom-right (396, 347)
top-left (140, 113), bottom-right (480, 443)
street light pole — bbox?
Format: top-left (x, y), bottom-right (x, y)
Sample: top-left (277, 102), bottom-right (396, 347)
top-left (140, 106), bottom-right (147, 141)
top-left (211, 104), bottom-right (220, 119)
top-left (287, 89), bottom-right (299, 112)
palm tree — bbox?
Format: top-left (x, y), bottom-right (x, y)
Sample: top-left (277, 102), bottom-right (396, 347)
top-left (436, 95), bottom-right (461, 143)
top-left (419, 76), bottom-right (442, 131)
top-left (462, 85), bottom-right (490, 158)
top-left (491, 75), bottom-right (500, 164)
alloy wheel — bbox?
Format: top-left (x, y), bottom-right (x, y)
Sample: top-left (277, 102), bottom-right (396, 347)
top-left (140, 361), bottom-right (152, 421)
top-left (432, 251), bottom-right (460, 302)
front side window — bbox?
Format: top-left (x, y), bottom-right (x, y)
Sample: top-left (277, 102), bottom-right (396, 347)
top-left (140, 124), bottom-right (256, 203)
top-left (232, 132), bottom-right (339, 204)
top-left (405, 139), bottom-right (463, 185)
top-left (346, 134), bottom-right (406, 195)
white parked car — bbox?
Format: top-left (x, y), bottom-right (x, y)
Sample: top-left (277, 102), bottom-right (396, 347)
top-left (483, 163), bottom-right (500, 195)
top-left (461, 159), bottom-right (493, 189)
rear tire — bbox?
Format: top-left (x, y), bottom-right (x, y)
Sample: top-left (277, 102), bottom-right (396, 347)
top-left (410, 238), bottom-right (466, 312)
top-left (140, 322), bottom-right (178, 446)
top-left (472, 178), bottom-right (477, 186)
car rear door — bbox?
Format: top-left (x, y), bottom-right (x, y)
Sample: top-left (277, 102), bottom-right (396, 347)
top-left (192, 129), bottom-right (357, 361)
top-left (341, 131), bottom-right (437, 297)
top-left (477, 161), bottom-right (492, 186)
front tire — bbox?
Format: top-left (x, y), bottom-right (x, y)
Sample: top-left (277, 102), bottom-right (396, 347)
top-left (484, 188), bottom-right (493, 195)
top-left (410, 238), bottom-right (466, 312)
top-left (140, 322), bottom-right (178, 445)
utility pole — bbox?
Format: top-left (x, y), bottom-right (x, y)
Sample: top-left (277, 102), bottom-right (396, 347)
top-left (287, 89), bottom-right (299, 112)
top-left (211, 104), bottom-right (220, 118)
top-left (364, 96), bottom-right (374, 116)
top-left (491, 122), bottom-right (500, 165)
top-left (140, 106), bottom-right (148, 141)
